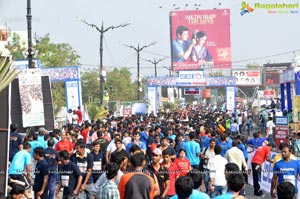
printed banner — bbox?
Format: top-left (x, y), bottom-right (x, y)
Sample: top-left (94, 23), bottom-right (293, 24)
top-left (226, 86), bottom-right (235, 112)
top-left (147, 76), bottom-right (235, 87)
top-left (178, 70), bottom-right (205, 86)
top-left (168, 88), bottom-right (175, 102)
top-left (65, 81), bottom-right (80, 111)
top-left (18, 69), bottom-right (45, 127)
top-left (147, 87), bottom-right (158, 115)
top-left (170, 9), bottom-right (231, 71)
top-left (41, 66), bottom-right (80, 82)
top-left (232, 70), bottom-right (261, 86)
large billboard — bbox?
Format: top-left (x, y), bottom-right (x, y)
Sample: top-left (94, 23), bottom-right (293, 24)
top-left (264, 63), bottom-right (291, 86)
top-left (170, 9), bottom-right (231, 71)
top-left (232, 69), bottom-right (261, 86)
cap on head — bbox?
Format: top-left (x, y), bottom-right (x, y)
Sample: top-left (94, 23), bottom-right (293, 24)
top-left (152, 148), bottom-right (162, 156)
top-left (38, 127), bottom-right (47, 132)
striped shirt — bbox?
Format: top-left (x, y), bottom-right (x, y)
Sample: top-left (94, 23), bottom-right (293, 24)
top-left (99, 180), bottom-right (120, 199)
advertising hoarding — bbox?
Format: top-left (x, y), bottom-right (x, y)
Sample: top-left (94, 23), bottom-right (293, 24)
top-left (264, 63), bottom-right (291, 85)
top-left (170, 9), bottom-right (231, 71)
top-left (178, 70), bottom-right (205, 85)
top-left (18, 69), bottom-right (45, 127)
top-left (232, 70), bottom-right (261, 86)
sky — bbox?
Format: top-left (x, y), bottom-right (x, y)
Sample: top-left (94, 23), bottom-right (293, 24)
top-left (1, 0), bottom-right (300, 78)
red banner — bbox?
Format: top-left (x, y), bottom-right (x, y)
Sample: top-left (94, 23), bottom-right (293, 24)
top-left (170, 9), bottom-right (231, 71)
top-left (274, 126), bottom-right (289, 148)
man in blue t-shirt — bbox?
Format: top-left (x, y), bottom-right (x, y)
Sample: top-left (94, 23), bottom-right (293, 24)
top-left (184, 132), bottom-right (200, 168)
top-left (248, 131), bottom-right (269, 147)
top-left (271, 145), bottom-right (300, 198)
top-left (126, 132), bottom-right (146, 154)
top-left (9, 142), bottom-right (32, 199)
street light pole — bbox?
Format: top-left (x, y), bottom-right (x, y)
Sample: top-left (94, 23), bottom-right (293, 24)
top-left (143, 57), bottom-right (166, 77)
top-left (163, 66), bottom-right (172, 77)
top-left (26, 0), bottom-right (33, 68)
top-left (124, 42), bottom-right (156, 100)
top-left (79, 18), bottom-right (130, 105)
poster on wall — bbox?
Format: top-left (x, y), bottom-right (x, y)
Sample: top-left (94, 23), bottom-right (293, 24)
top-left (226, 86), bottom-right (235, 112)
top-left (65, 81), bottom-right (80, 111)
top-left (18, 69), bottom-right (45, 127)
top-left (170, 9), bottom-right (231, 71)
top-left (232, 70), bottom-right (261, 86)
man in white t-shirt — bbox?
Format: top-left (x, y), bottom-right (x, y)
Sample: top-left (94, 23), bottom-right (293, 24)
top-left (208, 145), bottom-right (228, 198)
top-left (266, 116), bottom-right (276, 144)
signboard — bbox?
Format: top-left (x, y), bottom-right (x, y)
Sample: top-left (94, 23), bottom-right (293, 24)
top-left (123, 102), bottom-right (132, 116)
top-left (275, 116), bottom-right (288, 126)
top-left (202, 89), bottom-right (211, 98)
top-left (178, 70), bottom-right (205, 86)
top-left (274, 126), bottom-right (289, 147)
top-left (168, 88), bottom-right (175, 102)
top-left (170, 9), bottom-right (231, 71)
top-left (18, 69), bottom-right (45, 127)
top-left (41, 66), bottom-right (80, 82)
top-left (265, 62), bottom-right (291, 85)
top-left (226, 86), bottom-right (235, 112)
top-left (147, 86), bottom-right (158, 115)
top-left (263, 90), bottom-right (276, 98)
top-left (147, 76), bottom-right (235, 87)
top-left (293, 96), bottom-right (300, 122)
top-left (132, 103), bottom-right (147, 114)
top-left (184, 88), bottom-right (200, 95)
top-left (13, 59), bottom-right (42, 69)
top-left (232, 69), bottom-right (261, 86)
top-left (65, 81), bottom-right (81, 111)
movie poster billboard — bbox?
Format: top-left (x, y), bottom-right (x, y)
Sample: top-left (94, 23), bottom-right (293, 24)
top-left (232, 70), bottom-right (261, 86)
top-left (170, 9), bottom-right (231, 71)
top-left (18, 69), bottom-right (45, 127)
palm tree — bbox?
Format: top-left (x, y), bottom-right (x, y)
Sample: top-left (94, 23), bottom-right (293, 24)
top-left (0, 55), bottom-right (18, 92)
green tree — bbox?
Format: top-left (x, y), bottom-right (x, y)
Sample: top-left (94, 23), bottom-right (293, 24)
top-left (105, 68), bottom-right (136, 102)
top-left (81, 69), bottom-right (100, 104)
top-left (5, 33), bottom-right (26, 60)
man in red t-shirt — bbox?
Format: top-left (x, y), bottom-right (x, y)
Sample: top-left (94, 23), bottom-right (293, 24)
top-left (251, 142), bottom-right (273, 196)
top-left (161, 148), bottom-right (180, 197)
top-left (76, 106), bottom-right (83, 125)
top-left (55, 132), bottom-right (74, 156)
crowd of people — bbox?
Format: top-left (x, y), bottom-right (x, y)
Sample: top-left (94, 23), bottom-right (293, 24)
top-left (5, 105), bottom-right (300, 199)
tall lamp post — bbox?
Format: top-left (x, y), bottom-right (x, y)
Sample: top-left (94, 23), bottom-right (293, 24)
top-left (143, 57), bottom-right (166, 77)
top-left (124, 42), bottom-right (156, 100)
top-left (163, 66), bottom-right (172, 77)
top-left (26, 0), bottom-right (33, 68)
top-left (79, 18), bottom-right (130, 105)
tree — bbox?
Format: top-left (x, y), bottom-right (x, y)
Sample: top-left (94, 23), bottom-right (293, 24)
top-left (81, 68), bottom-right (100, 103)
top-left (105, 68), bottom-right (136, 102)
top-left (5, 33), bottom-right (26, 60)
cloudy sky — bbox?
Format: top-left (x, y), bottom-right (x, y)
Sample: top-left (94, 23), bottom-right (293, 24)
top-left (1, 0), bottom-right (300, 77)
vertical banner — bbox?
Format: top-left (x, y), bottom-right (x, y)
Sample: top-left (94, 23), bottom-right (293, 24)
top-left (293, 96), bottom-right (300, 122)
top-left (226, 86), bottom-right (235, 113)
top-left (65, 81), bottom-right (80, 111)
top-left (170, 9), bottom-right (231, 71)
top-left (18, 69), bottom-right (45, 127)
top-left (147, 86), bottom-right (158, 115)
top-left (167, 88), bottom-right (175, 103)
